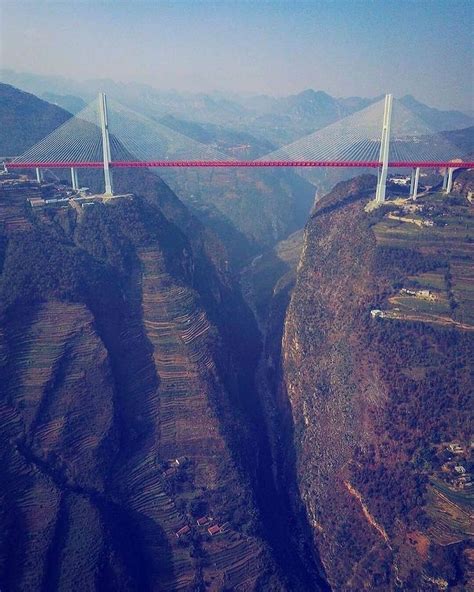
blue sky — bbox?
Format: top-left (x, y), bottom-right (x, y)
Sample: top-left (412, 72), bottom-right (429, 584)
top-left (1, 0), bottom-right (473, 110)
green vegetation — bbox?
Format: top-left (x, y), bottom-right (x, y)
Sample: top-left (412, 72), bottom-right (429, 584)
top-left (0, 229), bottom-right (105, 309)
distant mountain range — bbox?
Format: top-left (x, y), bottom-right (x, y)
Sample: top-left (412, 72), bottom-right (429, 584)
top-left (1, 69), bottom-right (472, 147)
top-left (398, 94), bottom-right (473, 134)
top-left (41, 92), bottom-right (87, 114)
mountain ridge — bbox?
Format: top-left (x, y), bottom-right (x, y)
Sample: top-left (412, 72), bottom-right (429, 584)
top-left (2, 69), bottom-right (472, 140)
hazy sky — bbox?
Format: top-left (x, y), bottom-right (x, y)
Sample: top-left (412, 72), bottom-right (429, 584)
top-left (1, 0), bottom-right (473, 110)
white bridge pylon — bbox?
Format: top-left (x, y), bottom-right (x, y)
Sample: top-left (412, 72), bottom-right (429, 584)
top-left (259, 93), bottom-right (467, 202)
top-left (258, 94), bottom-right (465, 164)
top-left (375, 93), bottom-right (393, 203)
top-left (99, 92), bottom-right (113, 195)
top-left (12, 94), bottom-right (234, 194)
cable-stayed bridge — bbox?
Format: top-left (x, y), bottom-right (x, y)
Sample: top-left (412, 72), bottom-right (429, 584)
top-left (5, 93), bottom-right (473, 205)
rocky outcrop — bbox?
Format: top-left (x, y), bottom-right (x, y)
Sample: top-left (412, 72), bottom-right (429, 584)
top-left (452, 168), bottom-right (474, 198)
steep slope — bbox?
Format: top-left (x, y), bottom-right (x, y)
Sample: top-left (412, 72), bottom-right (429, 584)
top-left (0, 83), bottom-right (71, 155)
top-left (0, 174), bottom-right (298, 591)
top-left (278, 175), bottom-right (473, 590)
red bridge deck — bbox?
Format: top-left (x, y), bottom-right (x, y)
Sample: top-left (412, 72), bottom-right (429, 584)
top-left (6, 160), bottom-right (474, 169)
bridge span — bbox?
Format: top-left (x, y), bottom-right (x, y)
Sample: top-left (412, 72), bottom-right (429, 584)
top-left (4, 92), bottom-right (473, 205)
top-left (6, 160), bottom-right (473, 169)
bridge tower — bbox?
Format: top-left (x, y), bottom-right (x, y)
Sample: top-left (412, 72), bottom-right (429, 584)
top-left (375, 93), bottom-right (393, 204)
top-left (98, 93), bottom-right (113, 195)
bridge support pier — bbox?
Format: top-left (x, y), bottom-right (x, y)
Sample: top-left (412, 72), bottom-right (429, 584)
top-left (71, 167), bottom-right (79, 190)
top-left (375, 93), bottom-right (393, 205)
top-left (442, 169), bottom-right (448, 191)
top-left (99, 92), bottom-right (113, 195)
top-left (445, 167), bottom-right (454, 194)
top-left (410, 167), bottom-right (420, 199)
top-left (35, 167), bottom-right (43, 184)
top-left (409, 168), bottom-right (415, 195)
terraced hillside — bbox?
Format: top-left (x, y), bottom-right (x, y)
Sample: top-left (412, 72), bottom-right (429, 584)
top-left (0, 177), bottom-right (295, 591)
top-left (277, 174), bottom-right (474, 591)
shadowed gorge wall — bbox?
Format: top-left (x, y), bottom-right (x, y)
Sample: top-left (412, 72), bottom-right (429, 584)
top-left (0, 176), bottom-right (296, 591)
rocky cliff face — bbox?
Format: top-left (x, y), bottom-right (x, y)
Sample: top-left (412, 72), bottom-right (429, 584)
top-left (279, 175), bottom-right (473, 591)
top-left (0, 174), bottom-right (293, 592)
